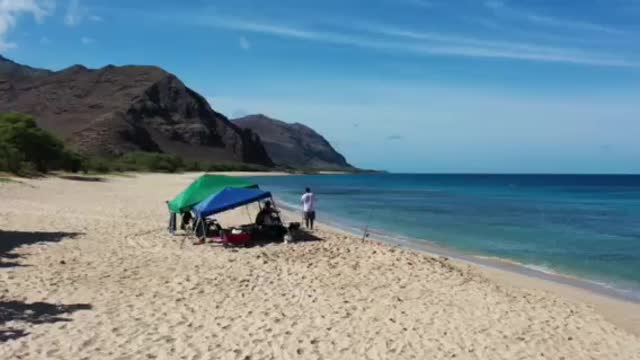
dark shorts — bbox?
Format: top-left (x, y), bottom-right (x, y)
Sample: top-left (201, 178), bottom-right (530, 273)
top-left (304, 211), bottom-right (316, 221)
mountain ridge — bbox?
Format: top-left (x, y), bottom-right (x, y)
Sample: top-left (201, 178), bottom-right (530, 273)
top-left (0, 56), bottom-right (273, 166)
top-left (0, 55), bottom-right (52, 80)
top-left (233, 114), bottom-right (354, 170)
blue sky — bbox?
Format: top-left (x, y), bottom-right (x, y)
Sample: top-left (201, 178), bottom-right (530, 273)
top-left (2, 0), bottom-right (640, 173)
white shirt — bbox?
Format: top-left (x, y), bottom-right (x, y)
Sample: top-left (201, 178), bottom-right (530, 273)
top-left (301, 192), bottom-right (316, 212)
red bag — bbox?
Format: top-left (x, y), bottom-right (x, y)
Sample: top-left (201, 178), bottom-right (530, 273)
top-left (225, 232), bottom-right (252, 246)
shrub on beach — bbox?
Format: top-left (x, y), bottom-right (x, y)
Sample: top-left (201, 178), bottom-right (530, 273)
top-left (186, 161), bottom-right (202, 172)
top-left (119, 152), bottom-right (185, 173)
top-left (0, 113), bottom-right (85, 174)
top-left (205, 163), bottom-right (268, 172)
top-left (79, 153), bottom-right (271, 174)
top-left (0, 141), bottom-right (23, 173)
top-left (85, 157), bottom-right (114, 173)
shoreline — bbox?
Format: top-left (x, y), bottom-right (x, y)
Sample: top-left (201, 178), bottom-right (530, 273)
top-left (309, 217), bottom-right (640, 336)
top-left (275, 200), bottom-right (640, 335)
top-left (276, 197), bottom-right (640, 301)
top-left (181, 172), bottom-right (640, 330)
top-left (248, 172), bottom-right (640, 305)
top-left (372, 230), bottom-right (640, 304)
top-left (368, 230), bottom-right (640, 335)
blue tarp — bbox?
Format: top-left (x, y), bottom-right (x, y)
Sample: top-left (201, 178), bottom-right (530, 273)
top-left (193, 188), bottom-right (272, 218)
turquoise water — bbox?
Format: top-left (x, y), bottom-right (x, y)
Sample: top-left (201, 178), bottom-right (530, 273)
top-left (248, 174), bottom-right (640, 300)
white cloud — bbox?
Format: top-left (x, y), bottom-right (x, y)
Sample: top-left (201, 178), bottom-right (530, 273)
top-left (65, 0), bottom-right (100, 26)
top-left (0, 0), bottom-right (54, 50)
top-left (239, 36), bottom-right (250, 50)
top-left (207, 17), bottom-right (320, 40)
top-left (485, 1), bottom-right (625, 35)
top-left (64, 0), bottom-right (84, 26)
top-left (192, 15), bottom-right (640, 68)
top-left (0, 41), bottom-right (16, 51)
top-left (355, 22), bottom-right (567, 54)
top-left (80, 35), bottom-right (94, 44)
top-left (527, 14), bottom-right (625, 35)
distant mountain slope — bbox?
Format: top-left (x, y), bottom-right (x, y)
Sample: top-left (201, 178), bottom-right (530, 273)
top-left (0, 57), bottom-right (273, 166)
top-left (233, 114), bottom-right (353, 170)
top-left (0, 55), bottom-right (52, 80)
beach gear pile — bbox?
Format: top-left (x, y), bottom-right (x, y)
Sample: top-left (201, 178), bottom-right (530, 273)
top-left (167, 174), bottom-right (285, 246)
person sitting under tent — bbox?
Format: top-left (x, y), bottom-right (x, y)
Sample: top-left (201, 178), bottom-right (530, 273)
top-left (180, 211), bottom-right (193, 230)
top-left (255, 201), bottom-right (280, 226)
top-left (189, 188), bottom-right (288, 245)
top-left (255, 200), bottom-right (286, 241)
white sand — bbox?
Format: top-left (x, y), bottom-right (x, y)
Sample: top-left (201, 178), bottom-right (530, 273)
top-left (1, 173), bottom-right (639, 359)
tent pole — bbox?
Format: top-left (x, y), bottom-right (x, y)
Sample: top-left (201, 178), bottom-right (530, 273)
top-left (245, 205), bottom-right (253, 224)
top-left (271, 196), bottom-right (281, 214)
top-left (270, 196), bottom-right (285, 223)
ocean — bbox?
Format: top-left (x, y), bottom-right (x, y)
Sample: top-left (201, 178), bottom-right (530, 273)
top-left (247, 174), bottom-right (640, 301)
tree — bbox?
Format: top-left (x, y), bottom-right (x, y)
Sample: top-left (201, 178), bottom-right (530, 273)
top-left (0, 113), bottom-right (70, 173)
top-left (0, 141), bottom-right (23, 173)
top-left (59, 150), bottom-right (87, 173)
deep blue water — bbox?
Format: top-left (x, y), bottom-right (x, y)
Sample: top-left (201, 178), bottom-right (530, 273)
top-left (248, 174), bottom-right (640, 298)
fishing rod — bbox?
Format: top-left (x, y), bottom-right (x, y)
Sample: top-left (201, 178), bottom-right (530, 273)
top-left (362, 207), bottom-right (374, 242)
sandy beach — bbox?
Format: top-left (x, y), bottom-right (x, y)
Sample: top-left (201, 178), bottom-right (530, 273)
top-left (1, 173), bottom-right (640, 359)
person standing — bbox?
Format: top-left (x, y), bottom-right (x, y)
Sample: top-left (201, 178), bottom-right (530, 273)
top-left (301, 187), bottom-right (317, 230)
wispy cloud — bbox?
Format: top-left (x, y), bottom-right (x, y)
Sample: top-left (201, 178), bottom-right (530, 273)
top-left (526, 14), bottom-right (625, 35)
top-left (64, 0), bottom-right (85, 26)
top-left (485, 1), bottom-right (626, 35)
top-left (80, 35), bottom-right (94, 44)
top-left (65, 0), bottom-right (101, 26)
top-left (354, 22), bottom-right (569, 54)
top-left (353, 22), bottom-right (640, 66)
top-left (0, 0), bottom-right (54, 50)
top-left (239, 36), bottom-right (251, 50)
top-left (190, 15), bottom-right (640, 68)
top-left (204, 17), bottom-right (321, 40)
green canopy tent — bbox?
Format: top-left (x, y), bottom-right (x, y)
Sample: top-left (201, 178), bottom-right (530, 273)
top-left (168, 175), bottom-right (258, 214)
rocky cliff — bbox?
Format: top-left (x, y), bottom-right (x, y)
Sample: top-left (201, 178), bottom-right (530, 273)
top-left (0, 56), bottom-right (273, 166)
top-left (233, 114), bottom-right (353, 170)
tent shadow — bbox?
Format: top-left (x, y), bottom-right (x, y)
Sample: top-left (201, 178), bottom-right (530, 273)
top-left (292, 230), bottom-right (323, 243)
top-left (0, 301), bottom-right (92, 343)
top-left (0, 231), bottom-right (82, 268)
top-left (248, 229), bottom-right (323, 248)
top-left (0, 253), bottom-right (28, 268)
top-left (0, 328), bottom-right (28, 342)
